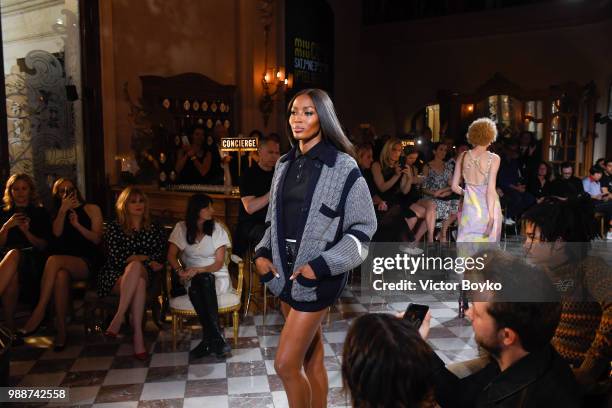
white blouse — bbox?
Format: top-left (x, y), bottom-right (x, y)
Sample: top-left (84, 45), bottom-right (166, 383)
top-left (168, 221), bottom-right (233, 295)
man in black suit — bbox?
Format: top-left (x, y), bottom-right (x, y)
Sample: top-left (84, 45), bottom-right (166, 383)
top-left (543, 162), bottom-right (585, 200)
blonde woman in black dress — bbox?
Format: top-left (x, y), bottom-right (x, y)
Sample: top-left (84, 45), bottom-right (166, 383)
top-left (99, 187), bottom-right (165, 359)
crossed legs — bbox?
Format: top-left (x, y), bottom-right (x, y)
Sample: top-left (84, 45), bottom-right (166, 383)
top-left (22, 255), bottom-right (88, 343)
top-left (410, 200), bottom-right (437, 242)
top-left (0, 249), bottom-right (21, 330)
top-left (275, 301), bottom-right (328, 408)
top-left (107, 261), bottom-right (147, 354)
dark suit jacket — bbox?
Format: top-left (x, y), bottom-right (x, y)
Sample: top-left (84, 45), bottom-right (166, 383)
top-left (431, 345), bottom-right (583, 407)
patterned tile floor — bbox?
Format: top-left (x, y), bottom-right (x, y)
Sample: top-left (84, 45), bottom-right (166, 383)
top-left (7, 237), bottom-right (611, 407)
top-left (7, 284), bottom-right (477, 408)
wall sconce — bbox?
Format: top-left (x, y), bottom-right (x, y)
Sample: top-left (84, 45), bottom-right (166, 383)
top-left (260, 66), bottom-right (292, 127)
top-left (466, 104), bottom-right (474, 113)
top-left (257, 0), bottom-right (292, 128)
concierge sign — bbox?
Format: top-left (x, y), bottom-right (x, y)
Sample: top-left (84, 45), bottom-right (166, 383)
top-left (220, 137), bottom-right (258, 152)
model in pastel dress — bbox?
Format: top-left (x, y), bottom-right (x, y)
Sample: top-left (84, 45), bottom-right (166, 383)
top-left (452, 118), bottom-right (502, 316)
top-left (452, 118), bottom-right (502, 241)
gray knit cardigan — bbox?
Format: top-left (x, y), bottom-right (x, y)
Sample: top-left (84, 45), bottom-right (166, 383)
top-left (254, 143), bottom-right (377, 307)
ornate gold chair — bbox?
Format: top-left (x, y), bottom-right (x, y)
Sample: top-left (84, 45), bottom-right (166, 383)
top-left (165, 222), bottom-right (244, 348)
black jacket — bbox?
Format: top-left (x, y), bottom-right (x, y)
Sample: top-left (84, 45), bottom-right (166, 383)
top-left (431, 345), bottom-right (582, 408)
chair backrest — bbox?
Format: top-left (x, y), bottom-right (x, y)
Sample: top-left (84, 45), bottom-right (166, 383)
top-left (217, 220), bottom-right (244, 297)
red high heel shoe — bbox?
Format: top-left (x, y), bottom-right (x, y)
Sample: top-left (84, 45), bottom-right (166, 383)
top-left (133, 351), bottom-right (149, 361)
top-left (103, 330), bottom-right (118, 339)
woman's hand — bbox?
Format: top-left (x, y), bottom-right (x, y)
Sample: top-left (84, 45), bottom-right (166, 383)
top-left (60, 193), bottom-right (79, 214)
top-left (394, 165), bottom-right (402, 176)
top-left (255, 257), bottom-right (279, 278)
top-left (150, 261), bottom-right (164, 272)
top-left (377, 201), bottom-right (388, 212)
top-left (290, 264), bottom-right (316, 281)
top-left (401, 167), bottom-right (413, 181)
top-left (396, 310), bottom-right (432, 340)
top-left (68, 210), bottom-right (80, 228)
top-left (180, 267), bottom-right (198, 279)
top-left (4, 213), bottom-right (25, 230)
top-left (17, 216), bottom-right (30, 233)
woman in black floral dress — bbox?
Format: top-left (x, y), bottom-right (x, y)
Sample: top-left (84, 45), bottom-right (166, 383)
top-left (99, 187), bottom-right (165, 359)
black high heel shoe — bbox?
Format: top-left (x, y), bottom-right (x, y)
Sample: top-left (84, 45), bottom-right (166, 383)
top-left (16, 321), bottom-right (43, 339)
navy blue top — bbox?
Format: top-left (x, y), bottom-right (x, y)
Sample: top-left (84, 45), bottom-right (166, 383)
top-left (282, 141), bottom-right (326, 240)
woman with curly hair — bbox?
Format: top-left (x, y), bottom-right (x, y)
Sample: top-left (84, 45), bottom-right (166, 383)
top-left (451, 118), bottom-right (502, 242)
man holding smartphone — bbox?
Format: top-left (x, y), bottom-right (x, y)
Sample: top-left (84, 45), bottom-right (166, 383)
top-left (416, 252), bottom-right (582, 407)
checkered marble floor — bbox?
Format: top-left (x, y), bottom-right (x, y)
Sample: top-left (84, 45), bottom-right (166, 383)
top-left (7, 284), bottom-right (477, 408)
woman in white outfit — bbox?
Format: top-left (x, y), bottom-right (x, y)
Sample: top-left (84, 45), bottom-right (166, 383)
top-left (167, 193), bottom-right (233, 357)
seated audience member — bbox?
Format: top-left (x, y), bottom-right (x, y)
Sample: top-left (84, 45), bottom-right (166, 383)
top-left (518, 130), bottom-right (541, 176)
top-left (447, 142), bottom-right (469, 172)
top-left (523, 197), bottom-right (611, 392)
top-left (527, 161), bottom-right (553, 202)
top-left (356, 142), bottom-right (384, 208)
top-left (496, 140), bottom-right (536, 224)
top-left (342, 313), bottom-right (437, 408)
top-left (175, 125), bottom-right (213, 184)
top-left (425, 251), bottom-right (582, 408)
top-left (599, 158), bottom-right (612, 197)
top-left (167, 194), bottom-right (232, 358)
top-left (0, 174), bottom-right (51, 332)
top-left (422, 142), bottom-right (459, 242)
top-left (543, 162), bottom-right (585, 200)
top-left (371, 140), bottom-right (433, 243)
top-left (582, 166), bottom-right (612, 240)
top-left (19, 178), bottom-right (102, 350)
top-left (234, 134), bottom-right (280, 255)
top-left (99, 187), bottom-right (166, 360)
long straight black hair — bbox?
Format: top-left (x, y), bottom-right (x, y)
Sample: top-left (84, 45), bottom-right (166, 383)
top-left (286, 88), bottom-right (355, 157)
top-left (185, 193), bottom-right (215, 245)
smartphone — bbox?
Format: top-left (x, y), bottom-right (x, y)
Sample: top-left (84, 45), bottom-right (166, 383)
top-left (181, 135), bottom-right (190, 147)
top-left (64, 188), bottom-right (75, 199)
top-left (403, 303), bottom-right (429, 329)
top-left (399, 155), bottom-right (406, 168)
